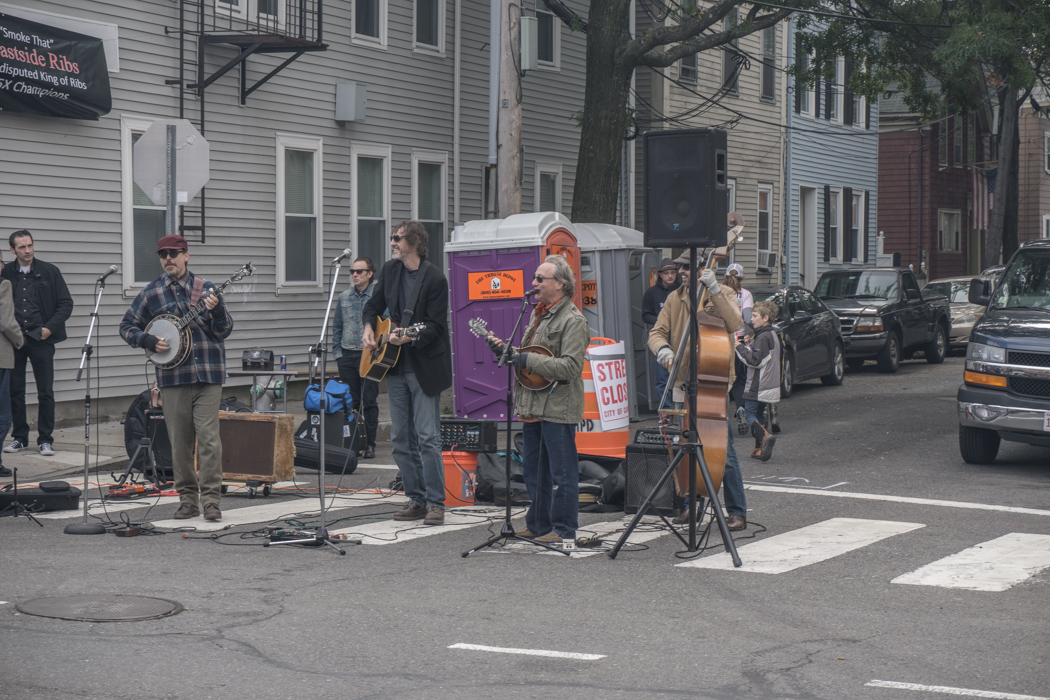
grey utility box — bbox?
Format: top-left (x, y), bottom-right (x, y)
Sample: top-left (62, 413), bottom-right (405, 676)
top-left (573, 223), bottom-right (661, 419)
top-left (335, 82), bottom-right (367, 122)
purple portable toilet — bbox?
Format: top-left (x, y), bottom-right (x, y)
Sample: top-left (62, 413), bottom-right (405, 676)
top-left (447, 213), bottom-right (583, 420)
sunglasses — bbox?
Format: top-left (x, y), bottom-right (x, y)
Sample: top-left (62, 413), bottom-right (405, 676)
top-left (350, 269), bottom-right (371, 275)
top-left (533, 274), bottom-right (553, 282)
top-left (157, 249), bottom-right (184, 259)
top-left (390, 234), bottom-right (404, 242)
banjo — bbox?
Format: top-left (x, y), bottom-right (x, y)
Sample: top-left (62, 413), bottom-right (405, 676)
top-left (145, 262), bottom-right (254, 369)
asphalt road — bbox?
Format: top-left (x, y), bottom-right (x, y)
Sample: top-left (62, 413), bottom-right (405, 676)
top-left (1, 353), bottom-right (1048, 700)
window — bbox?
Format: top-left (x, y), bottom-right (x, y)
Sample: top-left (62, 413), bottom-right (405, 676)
top-left (829, 57), bottom-right (843, 123)
top-left (536, 8), bottom-right (560, 69)
top-left (276, 134), bottom-right (323, 287)
top-left (938, 210), bottom-right (961, 253)
top-left (828, 187), bottom-right (842, 263)
top-left (414, 0), bottom-right (443, 52)
top-left (758, 184), bottom-right (773, 255)
top-left (722, 8), bottom-right (739, 95)
top-left (849, 64), bottom-right (866, 128)
top-left (953, 115), bottom-right (963, 166)
top-left (761, 26), bottom-right (776, 101)
top-left (535, 163), bottom-right (562, 213)
top-left (939, 120), bottom-right (948, 167)
top-left (216, 0), bottom-right (283, 28)
top-left (482, 165), bottom-right (497, 219)
top-left (727, 177), bottom-right (737, 217)
top-left (1042, 215), bottom-right (1050, 239)
top-left (1044, 132), bottom-right (1050, 174)
top-left (680, 52), bottom-right (697, 84)
top-left (851, 191), bottom-right (864, 261)
top-left (216, 0), bottom-right (246, 19)
top-left (796, 44), bottom-right (814, 117)
top-left (352, 144), bottom-right (391, 270)
top-left (413, 151), bottom-right (447, 262)
top-left (354, 0), bottom-right (387, 46)
top-left (967, 115), bottom-right (976, 165)
top-left (121, 116), bottom-right (168, 286)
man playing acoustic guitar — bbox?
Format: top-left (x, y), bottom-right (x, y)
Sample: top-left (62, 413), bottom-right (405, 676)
top-left (362, 221), bottom-right (452, 526)
top-left (119, 234), bottom-right (233, 522)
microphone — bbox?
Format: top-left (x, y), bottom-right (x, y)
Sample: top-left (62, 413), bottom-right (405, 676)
top-left (332, 248), bottom-right (352, 264)
top-left (97, 265), bottom-right (118, 283)
top-left (524, 289), bottom-right (540, 298)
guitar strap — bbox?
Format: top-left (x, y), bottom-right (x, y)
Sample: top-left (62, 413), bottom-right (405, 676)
top-left (399, 259), bottom-right (431, 327)
top-left (189, 275), bottom-right (205, 308)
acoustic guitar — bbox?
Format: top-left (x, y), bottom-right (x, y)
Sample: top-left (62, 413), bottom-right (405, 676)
top-left (467, 317), bottom-right (554, 391)
top-left (360, 317), bottom-right (426, 382)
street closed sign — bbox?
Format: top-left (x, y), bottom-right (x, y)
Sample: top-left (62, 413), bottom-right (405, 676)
top-left (587, 341), bottom-right (629, 431)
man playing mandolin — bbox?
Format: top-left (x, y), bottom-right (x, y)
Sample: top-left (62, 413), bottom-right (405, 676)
top-left (647, 250), bottom-right (748, 531)
top-left (486, 256), bottom-right (590, 545)
top-left (119, 234), bottom-right (234, 522)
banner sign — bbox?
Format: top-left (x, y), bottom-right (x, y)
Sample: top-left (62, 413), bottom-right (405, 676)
top-left (467, 270), bottom-right (525, 301)
top-left (587, 342), bottom-right (630, 431)
top-left (0, 12), bottom-right (111, 120)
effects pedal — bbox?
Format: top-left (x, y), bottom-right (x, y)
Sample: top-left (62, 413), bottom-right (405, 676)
top-left (108, 483), bottom-right (162, 499)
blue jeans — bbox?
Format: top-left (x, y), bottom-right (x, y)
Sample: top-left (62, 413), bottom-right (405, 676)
top-left (653, 360), bottom-right (672, 410)
top-left (387, 371), bottom-right (444, 508)
top-left (0, 369), bottom-right (10, 469)
top-left (744, 400), bottom-right (767, 429)
top-left (521, 421), bottom-right (579, 537)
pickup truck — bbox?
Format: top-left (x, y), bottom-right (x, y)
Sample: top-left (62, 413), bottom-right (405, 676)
top-left (814, 267), bottom-right (952, 373)
top-left (958, 239), bottom-right (1050, 464)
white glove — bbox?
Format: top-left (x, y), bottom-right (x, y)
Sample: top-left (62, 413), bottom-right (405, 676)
top-left (699, 268), bottom-right (721, 295)
top-left (657, 346), bottom-right (674, 369)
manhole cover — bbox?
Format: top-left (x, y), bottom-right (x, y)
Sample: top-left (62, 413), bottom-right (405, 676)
top-left (16, 594), bottom-right (183, 622)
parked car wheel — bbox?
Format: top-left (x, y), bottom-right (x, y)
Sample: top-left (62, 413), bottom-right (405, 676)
top-left (876, 332), bottom-right (901, 373)
top-left (846, 357), bottom-right (866, 370)
top-left (821, 342), bottom-right (845, 386)
top-left (925, 324), bottom-right (947, 364)
top-left (781, 350), bottom-right (794, 398)
top-left (959, 425), bottom-right (1000, 464)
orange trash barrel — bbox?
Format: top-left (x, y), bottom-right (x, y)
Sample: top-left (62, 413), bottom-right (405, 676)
top-left (443, 451), bottom-right (478, 506)
top-left (575, 337), bottom-right (630, 460)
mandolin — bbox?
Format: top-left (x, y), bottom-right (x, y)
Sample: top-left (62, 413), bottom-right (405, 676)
top-left (467, 317), bottom-right (554, 391)
top-left (360, 317), bottom-right (426, 382)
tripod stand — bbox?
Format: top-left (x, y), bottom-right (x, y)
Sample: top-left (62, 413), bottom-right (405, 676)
top-left (463, 294), bottom-right (569, 557)
top-left (608, 246), bottom-right (741, 565)
top-left (0, 468), bottom-right (43, 526)
top-left (266, 254), bottom-right (350, 554)
top-left (112, 413), bottom-right (166, 490)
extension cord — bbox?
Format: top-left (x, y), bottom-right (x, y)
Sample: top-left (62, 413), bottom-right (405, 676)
top-left (575, 536), bottom-right (602, 548)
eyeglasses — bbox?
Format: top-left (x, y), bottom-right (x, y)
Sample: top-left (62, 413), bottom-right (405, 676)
top-left (350, 269), bottom-right (371, 275)
top-left (533, 275), bottom-right (553, 282)
top-left (390, 234), bottom-right (404, 242)
top-left (157, 249), bottom-right (184, 259)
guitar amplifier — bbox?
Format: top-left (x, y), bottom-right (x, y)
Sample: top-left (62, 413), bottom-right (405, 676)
top-left (440, 418), bottom-right (498, 453)
top-left (624, 443), bottom-right (681, 516)
top-left (209, 411), bottom-right (295, 483)
top-left (634, 426), bottom-right (681, 446)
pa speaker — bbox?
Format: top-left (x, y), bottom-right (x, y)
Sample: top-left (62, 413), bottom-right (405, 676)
top-left (643, 128), bottom-right (728, 248)
top-left (624, 443), bottom-right (681, 516)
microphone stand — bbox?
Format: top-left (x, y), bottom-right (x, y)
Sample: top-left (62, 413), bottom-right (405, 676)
top-left (65, 276), bottom-right (109, 535)
top-left (266, 256), bottom-right (352, 554)
top-left (463, 293), bottom-right (569, 557)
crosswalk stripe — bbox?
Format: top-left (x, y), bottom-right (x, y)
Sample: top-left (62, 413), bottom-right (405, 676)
top-left (676, 517), bottom-right (925, 573)
top-left (892, 533), bottom-right (1050, 592)
top-left (331, 506), bottom-right (507, 545)
top-left (866, 679), bottom-right (1049, 699)
top-left (490, 515), bottom-right (699, 558)
top-left (746, 485), bottom-right (1050, 518)
top-left (150, 492), bottom-right (409, 531)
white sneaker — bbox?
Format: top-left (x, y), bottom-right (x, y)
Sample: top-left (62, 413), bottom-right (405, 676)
top-left (38, 443), bottom-right (55, 456)
top-left (3, 439), bottom-right (26, 453)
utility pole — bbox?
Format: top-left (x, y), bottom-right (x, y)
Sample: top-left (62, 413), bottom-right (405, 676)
top-left (497, 0), bottom-right (522, 216)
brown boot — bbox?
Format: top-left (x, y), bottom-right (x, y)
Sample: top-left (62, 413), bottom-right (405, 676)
top-left (751, 422), bottom-right (776, 462)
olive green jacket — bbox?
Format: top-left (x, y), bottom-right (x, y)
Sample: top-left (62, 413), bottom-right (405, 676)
top-left (513, 296), bottom-right (590, 424)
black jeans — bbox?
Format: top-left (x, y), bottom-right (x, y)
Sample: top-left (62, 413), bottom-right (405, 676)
top-left (11, 338), bottom-right (55, 446)
top-left (337, 351), bottom-right (379, 448)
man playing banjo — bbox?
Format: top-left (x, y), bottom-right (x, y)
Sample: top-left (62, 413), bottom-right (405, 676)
top-left (119, 234), bottom-right (234, 521)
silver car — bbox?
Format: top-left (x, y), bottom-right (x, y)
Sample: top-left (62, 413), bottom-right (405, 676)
top-left (922, 277), bottom-right (986, 348)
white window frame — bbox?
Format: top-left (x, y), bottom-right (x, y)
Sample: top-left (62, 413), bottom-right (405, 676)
top-left (216, 0), bottom-right (248, 20)
top-left (276, 133), bottom-right (323, 291)
top-left (798, 49), bottom-right (815, 118)
top-left (534, 163), bottom-right (563, 213)
top-left (412, 149), bottom-right (448, 229)
top-left (1042, 214), bottom-right (1050, 239)
top-left (679, 51), bottom-right (697, 84)
top-left (953, 115), bottom-right (963, 167)
top-left (120, 115), bottom-right (168, 293)
top-left (536, 7), bottom-right (561, 71)
top-left (830, 57), bottom-right (844, 124)
top-left (352, 0), bottom-right (388, 49)
top-left (351, 142), bottom-right (392, 266)
top-left (937, 209), bottom-right (962, 253)
top-left (757, 183), bottom-right (774, 257)
top-left (851, 190), bottom-right (865, 262)
top-left (828, 186), bottom-right (843, 264)
top-left (727, 177), bottom-right (737, 215)
top-left (255, 0), bottom-right (286, 31)
top-left (413, 0), bottom-right (445, 55)
top-left (761, 26), bottom-right (776, 102)
top-left (1044, 131), bottom-right (1050, 174)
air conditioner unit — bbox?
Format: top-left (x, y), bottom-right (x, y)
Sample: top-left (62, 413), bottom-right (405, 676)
top-left (757, 252), bottom-right (778, 272)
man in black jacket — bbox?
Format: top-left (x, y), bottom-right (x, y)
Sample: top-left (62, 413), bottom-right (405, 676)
top-left (362, 221), bottom-right (452, 526)
top-left (641, 258), bottom-right (680, 412)
top-left (1, 230), bottom-right (73, 457)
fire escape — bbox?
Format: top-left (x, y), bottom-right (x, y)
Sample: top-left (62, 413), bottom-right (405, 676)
top-left (166, 0), bottom-right (328, 240)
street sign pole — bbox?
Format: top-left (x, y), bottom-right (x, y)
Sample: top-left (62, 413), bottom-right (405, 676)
top-left (166, 124), bottom-right (177, 237)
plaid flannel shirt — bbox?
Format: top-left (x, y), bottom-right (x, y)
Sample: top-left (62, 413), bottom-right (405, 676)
top-left (119, 271), bottom-right (233, 387)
